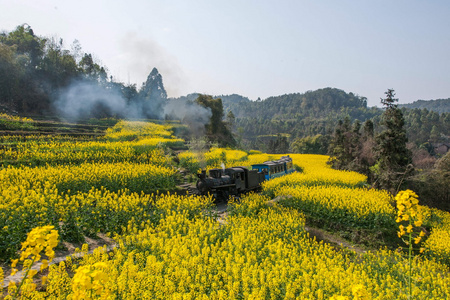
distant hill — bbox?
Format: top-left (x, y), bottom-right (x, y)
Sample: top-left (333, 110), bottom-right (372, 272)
top-left (399, 98), bottom-right (450, 114)
top-left (171, 88), bottom-right (382, 140)
top-left (171, 88), bottom-right (380, 138)
top-left (221, 88), bottom-right (373, 119)
top-left (170, 89), bottom-right (448, 151)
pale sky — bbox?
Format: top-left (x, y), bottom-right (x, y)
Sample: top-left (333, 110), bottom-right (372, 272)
top-left (1, 0), bottom-right (450, 107)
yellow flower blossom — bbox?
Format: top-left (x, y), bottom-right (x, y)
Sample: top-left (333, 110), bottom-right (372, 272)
top-left (2, 136), bottom-right (450, 299)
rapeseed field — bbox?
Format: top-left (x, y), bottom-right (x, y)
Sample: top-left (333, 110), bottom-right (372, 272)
top-left (1, 121), bottom-right (450, 299)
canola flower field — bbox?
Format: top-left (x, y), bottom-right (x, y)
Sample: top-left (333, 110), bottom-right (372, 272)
top-left (1, 119), bottom-right (450, 299)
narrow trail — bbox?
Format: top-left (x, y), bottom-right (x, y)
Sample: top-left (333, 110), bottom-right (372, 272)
top-left (2, 234), bottom-right (116, 288)
top-left (216, 197), bottom-right (366, 253)
top-left (214, 202), bottom-right (229, 225)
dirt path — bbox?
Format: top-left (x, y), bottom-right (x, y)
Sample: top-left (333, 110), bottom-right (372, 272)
top-left (217, 197), bottom-right (366, 254)
top-left (304, 226), bottom-right (366, 254)
top-left (2, 234), bottom-right (116, 288)
top-left (215, 202), bottom-right (229, 225)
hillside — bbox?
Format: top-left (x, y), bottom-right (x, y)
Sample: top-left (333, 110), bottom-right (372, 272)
top-left (169, 89), bottom-right (449, 153)
top-left (222, 88), bottom-right (369, 118)
top-left (399, 98), bottom-right (450, 113)
top-left (222, 88), bottom-right (380, 142)
top-left (172, 89), bottom-right (381, 140)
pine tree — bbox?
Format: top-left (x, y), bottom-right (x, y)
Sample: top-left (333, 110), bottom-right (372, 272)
top-left (374, 89), bottom-right (412, 193)
top-left (139, 67), bottom-right (168, 119)
top-left (328, 116), bottom-right (355, 169)
top-left (140, 67), bottom-right (167, 101)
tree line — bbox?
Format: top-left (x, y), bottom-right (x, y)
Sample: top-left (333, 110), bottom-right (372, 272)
top-left (0, 24), bottom-right (171, 119)
top-left (219, 89), bottom-right (448, 155)
top-left (327, 89), bottom-right (449, 212)
top-left (0, 24), bottom-right (106, 115)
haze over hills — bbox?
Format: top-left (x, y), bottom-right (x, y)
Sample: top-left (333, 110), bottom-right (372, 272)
top-left (399, 98), bottom-right (450, 114)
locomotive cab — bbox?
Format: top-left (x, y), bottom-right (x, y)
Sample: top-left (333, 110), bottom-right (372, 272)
top-left (224, 168), bottom-right (245, 192)
top-left (209, 169), bottom-right (223, 178)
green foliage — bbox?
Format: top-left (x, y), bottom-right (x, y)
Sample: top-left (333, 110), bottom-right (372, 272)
top-left (79, 53), bottom-right (107, 81)
top-left (291, 134), bottom-right (329, 154)
top-left (375, 89), bottom-right (412, 192)
top-left (0, 118), bottom-right (36, 131)
top-left (138, 67), bottom-right (167, 119)
top-left (85, 117), bottom-right (120, 127)
top-left (407, 152), bottom-right (450, 211)
top-left (328, 117), bottom-right (363, 170)
top-left (248, 149), bottom-right (262, 155)
top-left (217, 88), bottom-right (448, 154)
top-left (0, 24), bottom-right (128, 116)
top-left (195, 94), bottom-right (236, 147)
top-left (178, 152), bottom-right (201, 174)
top-left (327, 90), bottom-right (420, 193)
top-left (267, 134), bottom-right (289, 154)
top-left (402, 108), bottom-right (450, 146)
top-left (220, 88), bottom-right (377, 149)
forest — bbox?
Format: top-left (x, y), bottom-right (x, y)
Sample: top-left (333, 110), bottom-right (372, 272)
top-left (0, 24), bottom-right (169, 120)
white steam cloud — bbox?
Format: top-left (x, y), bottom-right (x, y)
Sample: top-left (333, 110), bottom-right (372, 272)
top-left (54, 81), bottom-right (128, 121)
top-left (115, 32), bottom-right (189, 97)
top-left (54, 80), bottom-right (212, 137)
top-left (164, 99), bottom-right (212, 136)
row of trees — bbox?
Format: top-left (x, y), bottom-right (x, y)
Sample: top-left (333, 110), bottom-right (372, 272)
top-left (330, 90), bottom-right (412, 192)
top-left (0, 24), bottom-right (108, 114)
top-left (327, 89), bottom-right (449, 211)
top-left (0, 24), bottom-right (171, 119)
top-left (399, 98), bottom-right (450, 114)
top-left (219, 89), bottom-right (448, 151)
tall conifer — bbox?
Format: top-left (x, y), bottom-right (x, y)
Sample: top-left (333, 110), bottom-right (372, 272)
top-left (374, 89), bottom-right (412, 193)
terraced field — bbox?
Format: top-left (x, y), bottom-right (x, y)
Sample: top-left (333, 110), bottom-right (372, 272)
top-left (1, 117), bottom-right (449, 299)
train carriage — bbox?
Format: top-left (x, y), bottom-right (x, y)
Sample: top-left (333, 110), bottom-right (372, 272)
top-left (251, 155), bottom-right (294, 180)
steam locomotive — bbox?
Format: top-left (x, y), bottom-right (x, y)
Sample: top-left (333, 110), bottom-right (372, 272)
top-left (196, 156), bottom-right (294, 199)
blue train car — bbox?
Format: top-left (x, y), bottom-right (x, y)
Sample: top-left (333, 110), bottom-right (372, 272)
top-left (251, 155), bottom-right (294, 180)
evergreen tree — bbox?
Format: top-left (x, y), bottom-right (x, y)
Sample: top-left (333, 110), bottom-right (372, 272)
top-left (362, 119), bottom-right (374, 139)
top-left (226, 110), bottom-right (235, 132)
top-left (359, 119), bottom-right (376, 179)
top-left (139, 67), bottom-right (167, 119)
top-left (374, 89), bottom-right (412, 193)
top-left (328, 116), bottom-right (354, 169)
top-left (140, 67), bottom-right (167, 101)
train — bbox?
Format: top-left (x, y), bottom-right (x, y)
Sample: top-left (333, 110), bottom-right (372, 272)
top-left (196, 155), bottom-right (294, 200)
